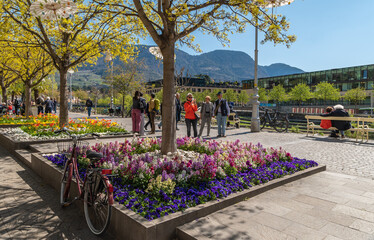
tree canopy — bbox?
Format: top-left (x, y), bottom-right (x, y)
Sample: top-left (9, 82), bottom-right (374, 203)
top-left (314, 82), bottom-right (341, 105)
top-left (289, 83), bottom-right (312, 105)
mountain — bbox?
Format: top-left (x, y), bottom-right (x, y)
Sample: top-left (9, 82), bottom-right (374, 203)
top-left (74, 45), bottom-right (303, 88)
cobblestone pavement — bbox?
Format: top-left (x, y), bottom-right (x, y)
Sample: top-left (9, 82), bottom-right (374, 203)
top-left (0, 112), bottom-right (373, 239)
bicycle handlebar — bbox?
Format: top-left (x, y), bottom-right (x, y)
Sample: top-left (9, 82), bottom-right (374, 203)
top-left (54, 128), bottom-right (100, 139)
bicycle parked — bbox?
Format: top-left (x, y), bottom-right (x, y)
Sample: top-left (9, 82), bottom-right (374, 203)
top-left (55, 128), bottom-right (114, 235)
top-left (259, 107), bottom-right (289, 132)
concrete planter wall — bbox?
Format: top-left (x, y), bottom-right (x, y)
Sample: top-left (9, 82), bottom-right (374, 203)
top-left (0, 132), bottom-right (132, 153)
top-left (30, 153), bottom-right (326, 240)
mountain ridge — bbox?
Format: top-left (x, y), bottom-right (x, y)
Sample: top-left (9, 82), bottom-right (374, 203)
top-left (75, 45), bottom-right (304, 88)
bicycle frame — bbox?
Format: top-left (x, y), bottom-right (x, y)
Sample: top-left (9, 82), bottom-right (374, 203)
top-left (59, 129), bottom-right (114, 206)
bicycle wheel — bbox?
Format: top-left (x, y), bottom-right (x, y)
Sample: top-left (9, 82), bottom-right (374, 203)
top-left (273, 115), bottom-right (289, 132)
top-left (60, 162), bottom-right (73, 206)
top-left (260, 116), bottom-right (267, 130)
top-left (84, 173), bottom-right (112, 235)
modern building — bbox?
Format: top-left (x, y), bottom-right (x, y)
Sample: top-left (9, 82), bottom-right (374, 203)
top-left (145, 77), bottom-right (242, 95)
top-left (242, 64), bottom-right (374, 93)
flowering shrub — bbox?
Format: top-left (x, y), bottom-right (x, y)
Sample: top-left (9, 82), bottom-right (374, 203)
top-left (45, 137), bottom-right (318, 220)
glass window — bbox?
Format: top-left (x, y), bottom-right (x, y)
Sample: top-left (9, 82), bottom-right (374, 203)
top-left (368, 65), bottom-right (374, 79)
top-left (342, 68), bottom-right (348, 81)
top-left (355, 67), bottom-right (361, 80)
top-left (368, 81), bottom-right (373, 89)
top-left (347, 67), bottom-right (355, 81)
top-left (326, 71), bottom-right (332, 82)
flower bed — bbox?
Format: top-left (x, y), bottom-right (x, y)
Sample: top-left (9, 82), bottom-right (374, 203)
top-left (0, 114), bottom-right (57, 125)
top-left (0, 114), bottom-right (127, 140)
top-left (45, 137), bottom-right (318, 221)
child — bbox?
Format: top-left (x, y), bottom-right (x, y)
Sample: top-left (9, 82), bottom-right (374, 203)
top-left (320, 106), bottom-right (333, 129)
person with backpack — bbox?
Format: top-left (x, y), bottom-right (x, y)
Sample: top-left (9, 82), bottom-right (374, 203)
top-left (53, 98), bottom-right (57, 114)
top-left (144, 101), bottom-right (153, 131)
top-left (213, 91), bottom-right (230, 137)
top-left (36, 96), bottom-right (44, 115)
top-left (44, 97), bottom-right (53, 114)
top-left (86, 98), bottom-right (93, 117)
top-left (132, 91), bottom-right (143, 134)
top-left (14, 98), bottom-right (21, 115)
top-left (148, 93), bottom-right (156, 134)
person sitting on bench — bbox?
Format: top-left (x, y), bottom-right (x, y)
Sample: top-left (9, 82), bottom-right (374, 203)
top-left (321, 104), bottom-right (351, 138)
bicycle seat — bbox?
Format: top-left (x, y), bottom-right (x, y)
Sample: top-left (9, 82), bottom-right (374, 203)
top-left (86, 150), bottom-right (104, 161)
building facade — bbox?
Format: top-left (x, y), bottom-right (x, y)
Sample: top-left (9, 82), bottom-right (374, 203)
top-left (145, 77), bottom-right (242, 95)
top-left (242, 64), bottom-right (374, 92)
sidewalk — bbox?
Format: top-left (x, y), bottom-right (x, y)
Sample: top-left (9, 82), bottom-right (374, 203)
top-left (0, 112), bottom-right (373, 239)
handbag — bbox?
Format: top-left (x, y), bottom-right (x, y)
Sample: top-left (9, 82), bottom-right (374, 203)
top-left (194, 112), bottom-right (200, 120)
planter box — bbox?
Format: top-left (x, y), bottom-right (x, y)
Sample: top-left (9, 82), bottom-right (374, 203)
top-left (30, 153), bottom-right (326, 240)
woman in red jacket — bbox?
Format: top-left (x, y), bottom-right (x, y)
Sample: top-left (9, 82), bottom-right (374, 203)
top-left (184, 93), bottom-right (198, 137)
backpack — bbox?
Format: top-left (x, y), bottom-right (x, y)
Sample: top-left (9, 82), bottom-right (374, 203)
top-left (154, 99), bottom-right (160, 111)
top-left (139, 98), bottom-right (146, 110)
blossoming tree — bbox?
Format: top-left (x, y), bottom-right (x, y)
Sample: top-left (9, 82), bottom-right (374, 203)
top-left (2, 0), bottom-right (141, 127)
top-left (95, 0), bottom-right (296, 153)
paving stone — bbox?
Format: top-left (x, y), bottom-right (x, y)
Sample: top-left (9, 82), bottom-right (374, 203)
top-left (283, 222), bottom-right (328, 240)
top-left (282, 211), bottom-right (328, 230)
top-left (251, 212), bottom-right (293, 231)
top-left (333, 205), bottom-right (374, 223)
top-left (320, 222), bottom-right (370, 240)
top-left (349, 219), bottom-right (374, 234)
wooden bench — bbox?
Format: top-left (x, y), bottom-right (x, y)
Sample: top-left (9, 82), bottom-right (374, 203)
top-left (360, 117), bottom-right (374, 142)
top-left (210, 113), bottom-right (240, 128)
top-left (227, 113), bottom-right (240, 128)
top-left (305, 115), bottom-right (362, 141)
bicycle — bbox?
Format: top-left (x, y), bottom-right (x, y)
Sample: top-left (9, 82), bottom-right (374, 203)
top-left (259, 107), bottom-right (289, 132)
top-left (55, 128), bottom-right (114, 235)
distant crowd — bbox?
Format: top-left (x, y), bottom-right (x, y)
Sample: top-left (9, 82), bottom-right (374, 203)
top-left (131, 90), bottom-right (234, 138)
top-left (0, 96), bottom-right (58, 116)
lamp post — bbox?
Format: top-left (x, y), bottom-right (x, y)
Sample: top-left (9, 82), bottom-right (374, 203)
top-left (105, 51), bottom-right (114, 111)
top-left (68, 69), bottom-right (74, 110)
top-left (251, 0), bottom-right (294, 132)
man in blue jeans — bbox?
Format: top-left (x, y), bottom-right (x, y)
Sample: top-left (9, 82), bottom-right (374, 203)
top-left (86, 98), bottom-right (93, 117)
top-left (213, 92), bottom-right (230, 137)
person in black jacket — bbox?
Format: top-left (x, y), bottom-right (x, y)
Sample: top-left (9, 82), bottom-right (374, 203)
top-left (321, 104), bottom-right (351, 138)
top-left (175, 93), bottom-right (182, 130)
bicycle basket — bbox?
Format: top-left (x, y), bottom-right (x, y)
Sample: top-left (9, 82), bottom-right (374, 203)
top-left (57, 140), bottom-right (90, 158)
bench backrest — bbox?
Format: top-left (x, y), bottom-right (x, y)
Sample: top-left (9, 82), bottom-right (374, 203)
top-left (359, 117), bottom-right (374, 123)
top-left (305, 115), bottom-right (359, 122)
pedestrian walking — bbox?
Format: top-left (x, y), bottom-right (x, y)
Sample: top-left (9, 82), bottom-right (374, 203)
top-left (175, 93), bottom-right (182, 130)
top-left (148, 93), bottom-right (156, 134)
top-left (53, 98), bottom-right (57, 114)
top-left (213, 91), bottom-right (230, 137)
top-left (139, 92), bottom-right (147, 136)
top-left (132, 91), bottom-right (143, 134)
top-left (86, 98), bottom-right (93, 117)
top-left (44, 97), bottom-right (53, 114)
top-left (36, 96), bottom-right (44, 115)
top-left (184, 93), bottom-right (198, 138)
top-left (14, 98), bottom-right (21, 115)
top-left (144, 101), bottom-right (153, 131)
top-left (198, 96), bottom-right (214, 137)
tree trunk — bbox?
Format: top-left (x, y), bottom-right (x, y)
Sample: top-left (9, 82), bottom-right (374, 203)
top-left (1, 86), bottom-right (7, 104)
top-left (59, 69), bottom-right (69, 128)
top-left (25, 81), bottom-right (33, 117)
top-left (160, 42), bottom-right (176, 154)
top-left (122, 94), bottom-right (125, 118)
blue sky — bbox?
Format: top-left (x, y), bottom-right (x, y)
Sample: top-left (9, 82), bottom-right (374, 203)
top-left (142, 0), bottom-right (374, 73)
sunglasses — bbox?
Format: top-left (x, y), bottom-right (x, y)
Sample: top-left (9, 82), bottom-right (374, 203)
top-left (187, 96), bottom-right (192, 98)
